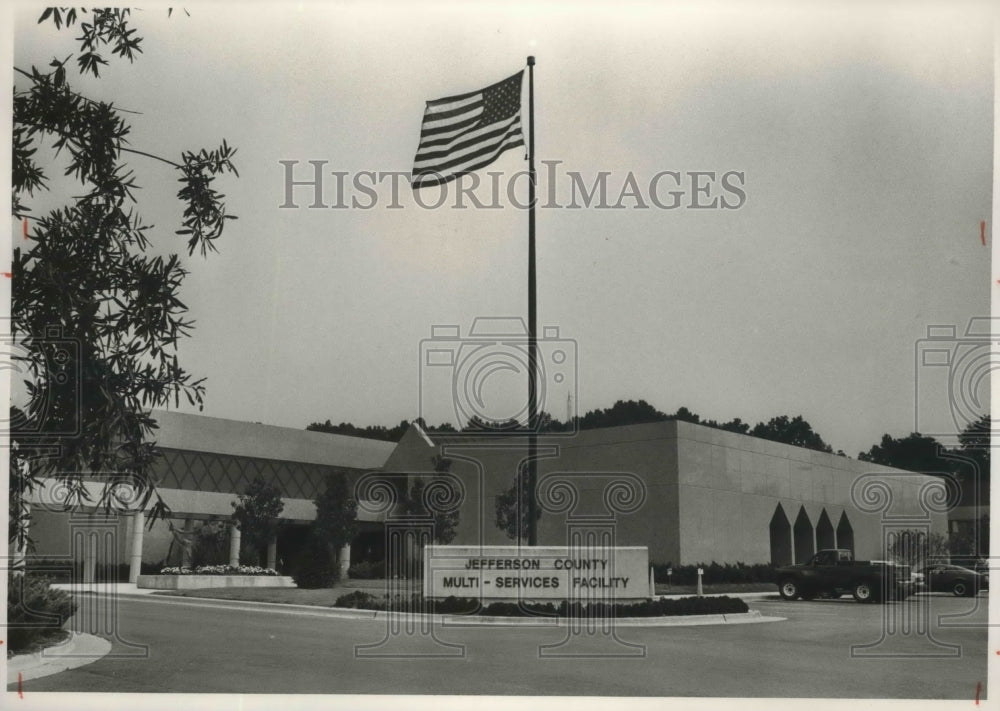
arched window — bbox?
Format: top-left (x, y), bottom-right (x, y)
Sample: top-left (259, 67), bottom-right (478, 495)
top-left (836, 511), bottom-right (855, 554)
top-left (769, 503), bottom-right (792, 566)
top-left (794, 507), bottom-right (815, 563)
top-left (816, 509), bottom-right (835, 550)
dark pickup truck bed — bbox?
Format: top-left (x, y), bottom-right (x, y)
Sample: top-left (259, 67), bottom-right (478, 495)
top-left (775, 549), bottom-right (914, 603)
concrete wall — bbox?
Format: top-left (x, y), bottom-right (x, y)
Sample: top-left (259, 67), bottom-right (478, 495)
top-left (24, 508), bottom-right (133, 566)
top-left (673, 421), bottom-right (949, 565)
top-left (384, 423), bottom-right (682, 561)
top-left (152, 410), bottom-right (395, 470)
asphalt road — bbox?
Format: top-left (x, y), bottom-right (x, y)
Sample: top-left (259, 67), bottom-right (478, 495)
top-left (8, 592), bottom-right (989, 698)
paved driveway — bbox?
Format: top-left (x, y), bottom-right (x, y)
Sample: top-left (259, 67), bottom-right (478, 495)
top-left (8, 592), bottom-right (989, 698)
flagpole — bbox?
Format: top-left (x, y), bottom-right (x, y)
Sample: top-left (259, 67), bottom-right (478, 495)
top-left (526, 55), bottom-right (538, 547)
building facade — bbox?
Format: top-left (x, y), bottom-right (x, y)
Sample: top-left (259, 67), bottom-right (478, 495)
top-left (383, 419), bottom-right (951, 565)
top-left (22, 412), bottom-right (954, 581)
top-left (24, 411), bottom-right (395, 581)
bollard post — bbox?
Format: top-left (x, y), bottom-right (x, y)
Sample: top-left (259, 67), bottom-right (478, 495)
top-left (696, 567), bottom-right (704, 596)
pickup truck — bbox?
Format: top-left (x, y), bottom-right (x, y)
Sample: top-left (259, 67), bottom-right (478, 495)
top-left (775, 549), bottom-right (915, 603)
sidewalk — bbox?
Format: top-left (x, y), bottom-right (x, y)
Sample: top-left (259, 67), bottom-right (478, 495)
top-left (51, 582), bottom-right (162, 596)
top-left (7, 633), bottom-right (112, 683)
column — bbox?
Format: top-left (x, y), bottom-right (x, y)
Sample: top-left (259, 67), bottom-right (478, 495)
top-left (338, 543), bottom-right (351, 580)
top-left (180, 518), bottom-right (194, 568)
top-left (229, 523), bottom-right (241, 567)
top-left (266, 540), bottom-right (277, 571)
top-left (82, 533), bottom-right (97, 584)
top-left (128, 511), bottom-right (145, 583)
top-left (82, 513), bottom-right (97, 584)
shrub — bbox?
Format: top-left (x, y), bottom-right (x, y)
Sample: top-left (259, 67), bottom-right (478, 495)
top-left (432, 596), bottom-right (479, 615)
top-left (347, 560), bottom-right (385, 580)
top-left (7, 573), bottom-right (78, 653)
top-left (335, 591), bottom-right (385, 609)
top-left (653, 561), bottom-right (776, 585)
top-left (291, 533), bottom-right (340, 589)
top-left (330, 593), bottom-right (748, 617)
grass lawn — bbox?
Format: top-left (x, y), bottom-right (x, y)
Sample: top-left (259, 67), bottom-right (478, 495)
top-left (153, 580), bottom-right (773, 607)
top-left (154, 586), bottom-right (372, 606)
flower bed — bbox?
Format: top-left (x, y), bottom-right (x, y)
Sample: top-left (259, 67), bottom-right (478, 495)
top-left (137, 566), bottom-right (296, 590)
top-left (159, 565), bottom-right (279, 576)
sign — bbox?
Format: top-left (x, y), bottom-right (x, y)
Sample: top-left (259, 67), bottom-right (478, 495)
top-left (423, 545), bottom-right (650, 600)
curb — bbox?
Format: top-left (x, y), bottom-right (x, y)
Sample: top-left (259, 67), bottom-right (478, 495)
top-left (437, 610), bottom-right (783, 627)
top-left (7, 633), bottom-right (112, 682)
top-left (80, 590), bottom-right (785, 627)
top-left (658, 591), bottom-right (777, 600)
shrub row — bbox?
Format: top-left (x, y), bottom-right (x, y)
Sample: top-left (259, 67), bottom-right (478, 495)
top-left (347, 560), bottom-right (385, 579)
top-left (7, 574), bottom-right (78, 653)
top-left (653, 562), bottom-right (776, 585)
top-left (333, 593), bottom-right (748, 617)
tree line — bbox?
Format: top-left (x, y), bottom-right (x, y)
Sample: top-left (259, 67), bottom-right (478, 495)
top-left (308, 399), bottom-right (991, 475)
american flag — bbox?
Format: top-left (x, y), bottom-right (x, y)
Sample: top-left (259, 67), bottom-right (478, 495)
top-left (411, 71), bottom-right (525, 189)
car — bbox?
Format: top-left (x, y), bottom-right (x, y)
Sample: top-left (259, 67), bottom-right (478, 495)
top-left (920, 563), bottom-right (988, 597)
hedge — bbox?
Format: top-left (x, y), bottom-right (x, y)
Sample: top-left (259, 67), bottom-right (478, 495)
top-left (291, 533), bottom-right (340, 589)
top-left (653, 562), bottom-right (776, 585)
top-left (347, 560), bottom-right (385, 579)
top-left (7, 573), bottom-right (78, 653)
top-left (333, 593), bottom-right (749, 617)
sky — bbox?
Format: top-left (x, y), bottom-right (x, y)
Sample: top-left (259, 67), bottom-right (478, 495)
top-left (8, 0), bottom-right (996, 458)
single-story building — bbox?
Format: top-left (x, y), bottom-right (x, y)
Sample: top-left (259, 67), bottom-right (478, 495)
top-left (22, 410), bottom-right (395, 581)
top-left (384, 419), bottom-right (951, 565)
top-left (20, 412), bottom-right (954, 581)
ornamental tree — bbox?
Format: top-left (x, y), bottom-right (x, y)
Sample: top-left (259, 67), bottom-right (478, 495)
top-left (404, 456), bottom-right (460, 544)
top-left (495, 461), bottom-right (538, 542)
top-left (298, 473), bottom-right (358, 587)
top-left (10, 8), bottom-right (239, 551)
top-left (886, 529), bottom-right (950, 568)
top-left (231, 476), bottom-right (284, 566)
top-left (313, 472), bottom-right (358, 554)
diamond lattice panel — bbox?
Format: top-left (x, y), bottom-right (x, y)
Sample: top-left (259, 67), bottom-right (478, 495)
top-left (155, 448), bottom-right (344, 499)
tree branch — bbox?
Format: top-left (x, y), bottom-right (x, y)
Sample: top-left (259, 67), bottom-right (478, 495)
top-left (14, 65), bottom-right (144, 115)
